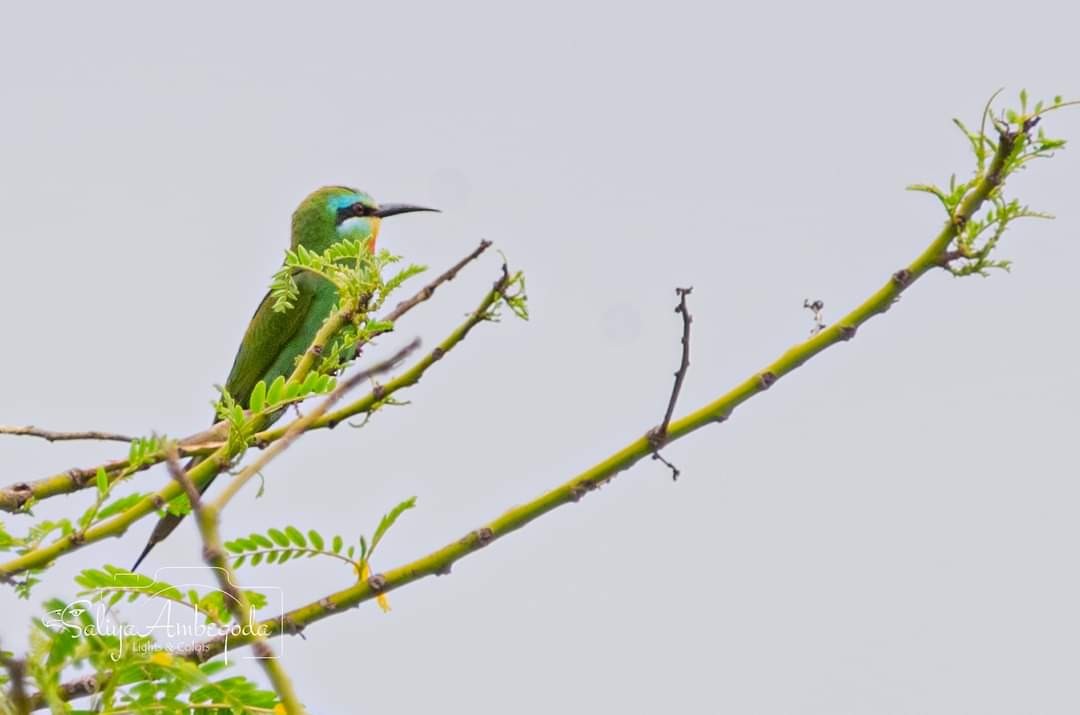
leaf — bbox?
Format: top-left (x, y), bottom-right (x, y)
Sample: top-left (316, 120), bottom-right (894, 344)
top-left (267, 528), bottom-right (290, 547)
top-left (308, 530), bottom-right (324, 550)
top-left (284, 526), bottom-right (306, 548)
top-left (95, 467), bottom-right (108, 498)
top-left (251, 533), bottom-right (274, 549)
top-left (266, 376), bottom-right (286, 406)
top-left (370, 497), bottom-right (417, 553)
top-left (249, 381), bottom-right (267, 413)
top-left (97, 492), bottom-right (147, 520)
top-left (332, 535), bottom-right (343, 554)
top-left (284, 381), bottom-right (302, 401)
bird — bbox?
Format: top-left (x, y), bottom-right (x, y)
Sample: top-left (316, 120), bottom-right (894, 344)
top-left (131, 186), bottom-right (437, 571)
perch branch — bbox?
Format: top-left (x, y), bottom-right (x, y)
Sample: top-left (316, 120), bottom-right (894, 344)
top-left (0, 240), bottom-right (494, 513)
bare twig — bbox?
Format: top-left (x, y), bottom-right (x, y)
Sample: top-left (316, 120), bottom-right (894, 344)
top-left (0, 425), bottom-right (133, 443)
top-left (803, 299), bottom-right (826, 335)
top-left (648, 287), bottom-right (693, 480)
top-left (385, 239), bottom-right (492, 321)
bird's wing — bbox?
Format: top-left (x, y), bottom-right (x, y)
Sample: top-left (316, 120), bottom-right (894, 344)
top-left (223, 273), bottom-right (317, 408)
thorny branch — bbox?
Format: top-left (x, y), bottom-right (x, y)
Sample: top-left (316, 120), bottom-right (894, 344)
top-left (648, 287), bottom-right (693, 480)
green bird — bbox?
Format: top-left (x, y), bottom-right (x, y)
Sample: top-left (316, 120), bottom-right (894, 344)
top-left (132, 186), bottom-right (437, 571)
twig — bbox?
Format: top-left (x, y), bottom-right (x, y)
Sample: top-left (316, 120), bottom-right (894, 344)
top-left (648, 287), bottom-right (693, 480)
top-left (803, 299), bottom-right (826, 335)
top-left (164, 446), bottom-right (201, 508)
top-left (0, 425), bottom-right (133, 443)
top-left (384, 240), bottom-right (492, 321)
top-left (210, 340), bottom-right (420, 510)
top-left (164, 441), bottom-right (306, 713)
top-left (0, 241), bottom-right (495, 513)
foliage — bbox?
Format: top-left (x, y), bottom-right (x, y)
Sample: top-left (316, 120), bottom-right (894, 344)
top-left (907, 90), bottom-right (1070, 276)
top-left (223, 497), bottom-right (417, 576)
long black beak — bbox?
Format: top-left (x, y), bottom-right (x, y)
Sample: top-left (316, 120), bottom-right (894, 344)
top-left (374, 203), bottom-right (440, 218)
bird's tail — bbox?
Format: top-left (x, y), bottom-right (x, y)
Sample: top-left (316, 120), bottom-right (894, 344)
top-left (131, 455), bottom-right (218, 571)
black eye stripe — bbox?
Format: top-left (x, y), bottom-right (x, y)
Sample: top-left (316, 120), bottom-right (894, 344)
top-left (336, 202), bottom-right (371, 224)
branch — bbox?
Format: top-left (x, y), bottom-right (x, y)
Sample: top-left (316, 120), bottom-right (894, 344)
top-left (210, 339), bottom-right (420, 510)
top-left (0, 240), bottom-right (494, 513)
top-left (383, 239), bottom-right (492, 321)
top-left (257, 266), bottom-right (515, 439)
top-left (0, 265), bottom-right (514, 579)
top-left (0, 426), bottom-right (133, 443)
top-left (647, 287), bottom-right (693, 480)
top-left (164, 448), bottom-right (306, 714)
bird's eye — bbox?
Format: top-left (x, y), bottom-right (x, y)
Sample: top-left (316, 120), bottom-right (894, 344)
top-left (336, 202), bottom-right (370, 224)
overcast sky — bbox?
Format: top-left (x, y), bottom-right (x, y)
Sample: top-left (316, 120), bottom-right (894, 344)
top-left (2, 1), bottom-right (1079, 712)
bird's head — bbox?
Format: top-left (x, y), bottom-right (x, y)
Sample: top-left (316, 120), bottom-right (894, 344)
top-left (291, 185), bottom-right (438, 253)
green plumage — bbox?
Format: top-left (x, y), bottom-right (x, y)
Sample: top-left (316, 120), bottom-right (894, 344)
top-left (132, 186), bottom-right (435, 570)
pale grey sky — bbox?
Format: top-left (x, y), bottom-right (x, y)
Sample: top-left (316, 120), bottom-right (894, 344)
top-left (2, 1), bottom-right (1079, 712)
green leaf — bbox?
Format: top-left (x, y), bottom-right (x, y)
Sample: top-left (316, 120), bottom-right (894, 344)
top-left (332, 535), bottom-right (343, 554)
top-left (249, 381), bottom-right (267, 413)
top-left (308, 530), bottom-right (325, 550)
top-left (266, 376), bottom-right (286, 406)
top-left (95, 467), bottom-right (108, 498)
top-left (284, 526), bottom-right (306, 547)
top-left (267, 528), bottom-right (289, 547)
top-left (284, 381), bottom-right (302, 401)
top-left (97, 492), bottom-right (147, 520)
top-left (251, 533), bottom-right (274, 549)
top-left (370, 497), bottom-right (417, 554)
